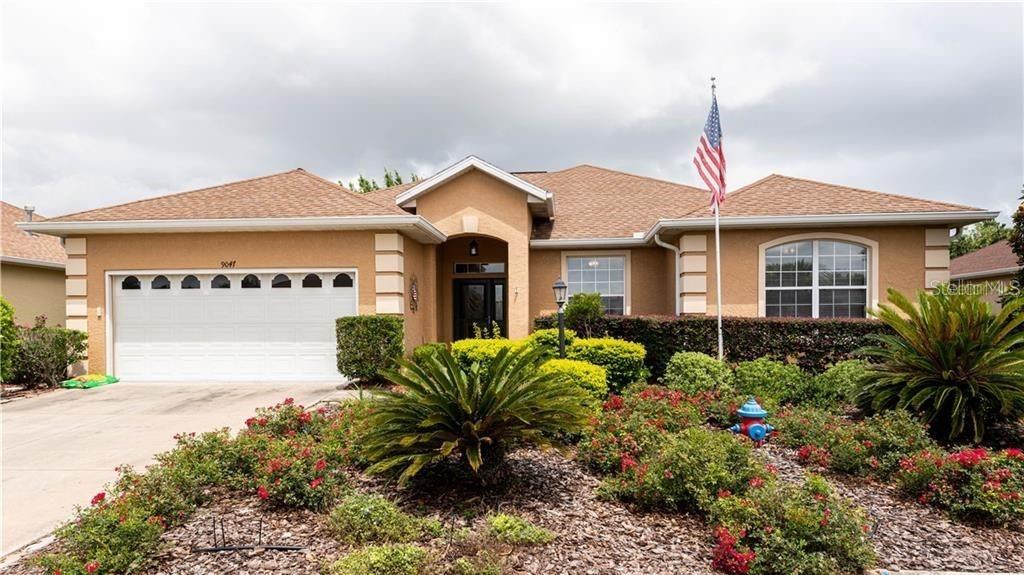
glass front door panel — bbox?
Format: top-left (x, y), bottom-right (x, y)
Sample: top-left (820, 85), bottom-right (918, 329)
top-left (454, 279), bottom-right (507, 339)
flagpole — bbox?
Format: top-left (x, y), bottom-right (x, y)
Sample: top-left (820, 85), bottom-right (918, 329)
top-left (711, 77), bottom-right (724, 361)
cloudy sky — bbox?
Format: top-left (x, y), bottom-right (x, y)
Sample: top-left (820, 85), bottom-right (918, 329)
top-left (3, 2), bottom-right (1021, 221)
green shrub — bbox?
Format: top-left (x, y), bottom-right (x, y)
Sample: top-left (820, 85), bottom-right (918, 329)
top-left (567, 338), bottom-right (648, 394)
top-left (710, 475), bottom-right (875, 575)
top-left (449, 554), bottom-right (502, 575)
top-left (412, 342), bottom-right (447, 365)
top-left (0, 297), bottom-right (18, 382)
top-left (336, 315), bottom-right (404, 383)
top-left (450, 338), bottom-right (522, 373)
top-left (362, 346), bottom-right (590, 484)
top-left (733, 358), bottom-right (807, 405)
top-left (539, 358), bottom-right (608, 402)
top-left (895, 447), bottom-right (1024, 524)
top-left (524, 327), bottom-right (576, 357)
top-left (325, 544), bottom-right (427, 575)
top-left (661, 351), bottom-right (734, 395)
top-left (251, 434), bottom-right (347, 510)
top-left (797, 359), bottom-right (869, 408)
top-left (319, 399), bottom-right (376, 468)
top-left (775, 407), bottom-right (935, 479)
top-left (602, 427), bottom-right (764, 512)
top-left (857, 288), bottom-right (1024, 442)
top-left (328, 493), bottom-right (435, 544)
top-left (486, 513), bottom-right (554, 545)
top-left (535, 314), bottom-right (888, 378)
top-left (564, 293), bottom-right (603, 337)
top-left (13, 318), bottom-right (87, 387)
top-left (578, 385), bottom-right (705, 474)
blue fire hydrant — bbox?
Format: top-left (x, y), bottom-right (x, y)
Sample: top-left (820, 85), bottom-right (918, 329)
top-left (729, 397), bottom-right (774, 444)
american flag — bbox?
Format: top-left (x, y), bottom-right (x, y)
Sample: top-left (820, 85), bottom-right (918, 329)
top-left (693, 93), bottom-right (726, 210)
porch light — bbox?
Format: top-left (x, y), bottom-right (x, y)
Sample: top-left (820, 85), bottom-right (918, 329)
top-left (468, 239), bottom-right (479, 257)
top-left (553, 278), bottom-right (568, 358)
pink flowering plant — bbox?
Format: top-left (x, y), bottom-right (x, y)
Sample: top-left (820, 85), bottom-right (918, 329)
top-left (895, 446), bottom-right (1024, 524)
top-left (251, 435), bottom-right (346, 510)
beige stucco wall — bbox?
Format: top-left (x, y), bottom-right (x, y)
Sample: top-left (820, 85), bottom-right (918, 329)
top-left (80, 231), bottom-right (380, 374)
top-left (703, 226), bottom-right (929, 316)
top-left (415, 169), bottom-right (533, 339)
top-left (527, 246), bottom-right (677, 322)
top-left (0, 263), bottom-right (66, 326)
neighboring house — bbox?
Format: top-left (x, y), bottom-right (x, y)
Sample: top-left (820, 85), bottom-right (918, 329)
top-left (950, 240), bottom-right (1021, 310)
top-left (1, 202), bottom-right (67, 325)
top-left (21, 156), bottom-right (996, 382)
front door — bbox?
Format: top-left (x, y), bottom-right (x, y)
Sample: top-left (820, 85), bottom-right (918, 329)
top-left (453, 279), bottom-right (506, 340)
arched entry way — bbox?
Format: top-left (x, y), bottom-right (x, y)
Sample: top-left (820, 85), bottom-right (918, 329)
top-left (438, 235), bottom-right (508, 340)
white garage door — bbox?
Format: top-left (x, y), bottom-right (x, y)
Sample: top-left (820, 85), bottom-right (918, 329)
top-left (111, 270), bottom-right (357, 381)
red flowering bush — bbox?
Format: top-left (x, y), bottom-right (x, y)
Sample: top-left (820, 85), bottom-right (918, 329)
top-left (251, 434), bottom-right (348, 510)
top-left (600, 427), bottom-right (766, 512)
top-left (710, 474), bottom-right (875, 575)
top-left (895, 446), bottom-right (1024, 524)
top-left (243, 397), bottom-right (333, 439)
top-left (776, 407), bottom-right (934, 478)
top-left (578, 385), bottom-right (704, 474)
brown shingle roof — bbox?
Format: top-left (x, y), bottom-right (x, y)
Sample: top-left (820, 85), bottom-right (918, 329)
top-left (46, 169), bottom-right (405, 223)
top-left (521, 165), bottom-right (708, 240)
top-left (950, 240), bottom-right (1020, 277)
top-left (687, 174), bottom-right (980, 218)
top-left (1, 202), bottom-right (66, 265)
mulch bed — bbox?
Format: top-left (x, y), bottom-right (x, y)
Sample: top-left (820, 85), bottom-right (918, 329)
top-left (760, 443), bottom-right (1024, 573)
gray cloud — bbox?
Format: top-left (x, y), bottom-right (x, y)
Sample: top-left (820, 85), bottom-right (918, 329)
top-left (2, 2), bottom-right (1020, 221)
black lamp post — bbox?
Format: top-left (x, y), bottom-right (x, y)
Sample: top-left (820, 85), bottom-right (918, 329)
top-left (552, 278), bottom-right (568, 358)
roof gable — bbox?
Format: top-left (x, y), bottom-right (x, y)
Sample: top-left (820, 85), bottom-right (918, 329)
top-left (950, 240), bottom-right (1020, 278)
top-left (394, 156), bottom-right (553, 216)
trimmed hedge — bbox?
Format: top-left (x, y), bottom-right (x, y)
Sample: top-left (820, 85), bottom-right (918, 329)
top-left (535, 314), bottom-right (889, 376)
top-left (1, 297), bottom-right (18, 382)
top-left (540, 358), bottom-right (608, 402)
top-left (661, 351), bottom-right (734, 395)
top-left (450, 338), bottom-right (521, 372)
top-left (336, 316), bottom-right (404, 382)
top-left (411, 342), bottom-right (447, 365)
top-left (567, 338), bottom-right (647, 394)
top-left (524, 328), bottom-right (577, 357)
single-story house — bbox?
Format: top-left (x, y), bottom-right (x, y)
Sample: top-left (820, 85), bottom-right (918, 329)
top-left (21, 156), bottom-right (996, 382)
top-left (1, 201), bottom-right (67, 325)
top-left (950, 240), bottom-right (1020, 310)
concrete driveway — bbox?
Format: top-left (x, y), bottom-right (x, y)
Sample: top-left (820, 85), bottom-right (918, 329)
top-left (2, 381), bottom-right (354, 556)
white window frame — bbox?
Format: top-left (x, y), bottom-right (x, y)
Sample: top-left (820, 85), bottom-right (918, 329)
top-left (758, 233), bottom-right (879, 318)
top-left (560, 250), bottom-right (632, 315)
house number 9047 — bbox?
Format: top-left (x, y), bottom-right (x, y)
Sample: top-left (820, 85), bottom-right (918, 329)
top-left (220, 260), bottom-right (236, 269)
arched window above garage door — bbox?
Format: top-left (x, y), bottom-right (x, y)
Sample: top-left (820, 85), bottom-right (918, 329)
top-left (211, 274), bottom-right (231, 289)
top-left (151, 275), bottom-right (170, 290)
top-left (302, 273), bottom-right (322, 288)
top-left (241, 274), bottom-right (261, 289)
top-left (121, 276), bottom-right (141, 290)
top-left (272, 274), bottom-right (291, 288)
top-left (181, 275), bottom-right (200, 289)
top-left (333, 273), bottom-right (353, 288)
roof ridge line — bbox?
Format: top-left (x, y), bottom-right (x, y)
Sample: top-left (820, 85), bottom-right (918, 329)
top-left (46, 168), bottom-right (310, 222)
top-left (569, 164), bottom-right (710, 193)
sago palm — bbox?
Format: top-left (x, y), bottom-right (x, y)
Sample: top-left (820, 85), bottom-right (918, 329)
top-left (362, 345), bottom-right (591, 484)
top-left (856, 288), bottom-right (1024, 443)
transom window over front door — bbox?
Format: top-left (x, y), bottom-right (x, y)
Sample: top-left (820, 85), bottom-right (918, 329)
top-left (764, 240), bottom-right (868, 318)
top-left (566, 255), bottom-right (626, 315)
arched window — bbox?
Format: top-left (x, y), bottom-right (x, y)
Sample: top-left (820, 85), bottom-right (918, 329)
top-left (241, 274), bottom-right (261, 289)
top-left (764, 240), bottom-right (868, 318)
top-left (333, 273), bottom-right (353, 288)
top-left (181, 275), bottom-right (200, 289)
top-left (211, 274), bottom-right (231, 289)
top-left (121, 275), bottom-right (141, 290)
top-left (272, 274), bottom-right (291, 288)
top-left (302, 273), bottom-right (322, 288)
top-left (151, 275), bottom-right (170, 290)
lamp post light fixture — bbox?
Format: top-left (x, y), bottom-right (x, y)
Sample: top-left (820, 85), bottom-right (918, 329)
top-left (552, 278), bottom-right (568, 358)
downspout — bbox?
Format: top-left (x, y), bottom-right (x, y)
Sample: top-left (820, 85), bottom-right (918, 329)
top-left (653, 233), bottom-right (681, 315)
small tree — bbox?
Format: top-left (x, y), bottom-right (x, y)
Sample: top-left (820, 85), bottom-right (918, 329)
top-left (345, 168), bottom-right (419, 194)
top-left (950, 219), bottom-right (1010, 258)
top-left (564, 293), bottom-right (604, 338)
top-left (1007, 187), bottom-right (1024, 304)
top-left (0, 297), bottom-right (19, 382)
